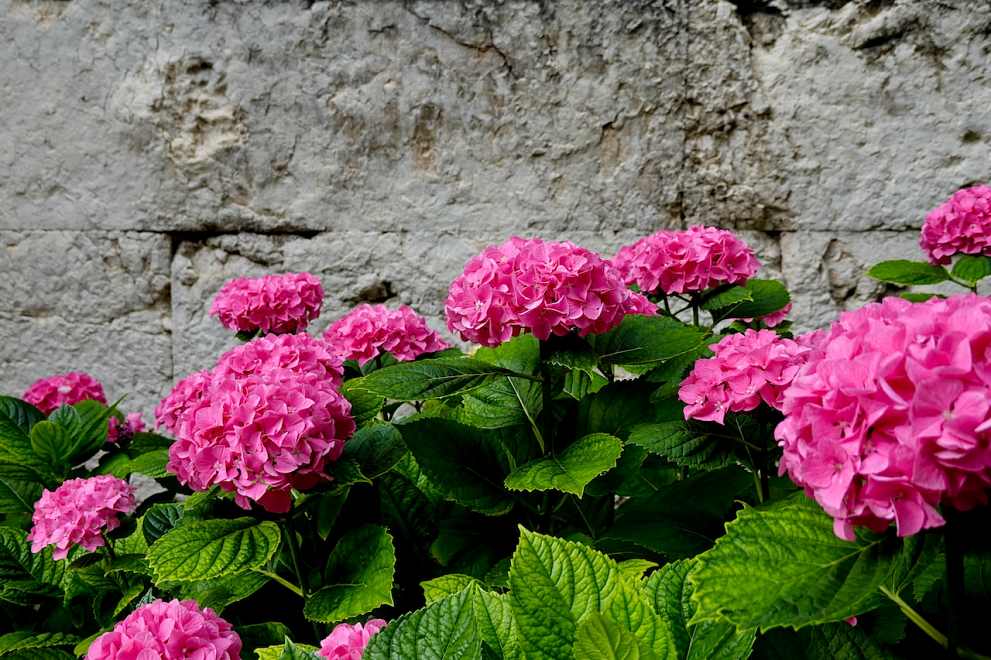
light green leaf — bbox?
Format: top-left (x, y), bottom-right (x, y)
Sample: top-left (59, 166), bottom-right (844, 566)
top-left (618, 559), bottom-right (657, 581)
top-left (304, 525), bottom-right (395, 623)
top-left (573, 613), bottom-right (651, 659)
top-left (340, 424), bottom-right (406, 480)
top-left (689, 493), bottom-right (939, 631)
top-left (30, 421), bottom-right (73, 469)
top-left (176, 571), bottom-right (270, 612)
top-left (365, 588), bottom-right (482, 660)
top-left (341, 380), bottom-right (385, 427)
top-left (112, 583), bottom-right (146, 617)
top-left (951, 254), bottom-right (991, 286)
top-left (253, 639), bottom-right (321, 660)
top-left (466, 584), bottom-right (522, 659)
top-left (590, 316), bottom-right (709, 367)
top-left (701, 285), bottom-right (753, 311)
top-left (50, 400), bottom-right (113, 465)
top-left (461, 334), bottom-right (543, 431)
top-left (0, 631), bottom-right (78, 655)
top-left (867, 260), bottom-right (949, 286)
top-left (112, 450), bottom-right (170, 479)
top-left (352, 358), bottom-right (528, 401)
top-left (714, 279), bottom-right (791, 320)
top-left (504, 433), bottom-right (622, 497)
top-left (627, 422), bottom-right (730, 469)
top-left (422, 574), bottom-right (481, 604)
top-left (148, 517), bottom-right (280, 583)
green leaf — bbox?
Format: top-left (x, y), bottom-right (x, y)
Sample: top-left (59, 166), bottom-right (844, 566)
top-left (0, 632), bottom-right (78, 655)
top-left (112, 583), bottom-right (146, 617)
top-left (29, 421), bottom-right (73, 468)
top-left (689, 493), bottom-right (939, 631)
top-left (104, 554), bottom-right (151, 576)
top-left (590, 315), bottom-right (709, 367)
top-left (509, 528), bottom-right (675, 660)
top-left (701, 285), bottom-right (753, 311)
top-left (254, 639), bottom-right (320, 660)
top-left (627, 422), bottom-right (731, 470)
top-left (617, 559), bottom-right (657, 581)
top-left (147, 517), bottom-right (280, 583)
top-left (805, 622), bottom-right (887, 660)
top-left (422, 574), bottom-right (481, 604)
top-left (176, 570), bottom-right (270, 612)
top-left (327, 458), bottom-right (372, 488)
top-left (365, 588), bottom-right (482, 660)
top-left (0, 463), bottom-right (43, 514)
top-left (341, 380), bottom-right (385, 427)
top-left (50, 400), bottom-right (113, 465)
top-left (127, 431), bottom-right (174, 455)
top-left (352, 357), bottom-right (528, 401)
top-left (867, 260), bottom-right (949, 286)
top-left (504, 433), bottom-right (622, 497)
top-left (899, 292), bottom-right (943, 303)
top-left (120, 450), bottom-right (171, 479)
top-left (951, 254), bottom-right (991, 286)
top-left (340, 424), bottom-right (406, 479)
top-left (0, 397), bottom-right (52, 481)
top-left (236, 623), bottom-right (293, 659)
top-left (142, 503), bottom-right (184, 546)
top-left (464, 584), bottom-right (521, 659)
top-left (573, 613), bottom-right (651, 659)
top-left (396, 417), bottom-right (514, 516)
top-left (0, 526), bottom-right (65, 597)
top-left (714, 279), bottom-right (791, 320)
top-left (304, 525), bottom-right (395, 623)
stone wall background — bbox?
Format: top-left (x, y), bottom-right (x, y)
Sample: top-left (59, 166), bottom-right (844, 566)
top-left (2, 0), bottom-right (989, 415)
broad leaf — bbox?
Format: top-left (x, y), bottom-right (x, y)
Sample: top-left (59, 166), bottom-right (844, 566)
top-left (340, 424), bottom-right (407, 480)
top-left (365, 588), bottom-right (482, 660)
top-left (142, 503), bottom-right (184, 546)
top-left (49, 400), bottom-right (113, 465)
top-left (573, 613), bottom-right (651, 659)
top-left (0, 632), bottom-right (78, 656)
top-left (504, 433), bottom-right (622, 497)
top-left (951, 254), bottom-right (991, 286)
top-left (304, 525), bottom-right (395, 623)
top-left (0, 463), bottom-right (43, 514)
top-left (30, 422), bottom-right (73, 469)
top-left (867, 260), bottom-right (949, 286)
top-left (254, 639), bottom-right (321, 660)
top-left (235, 623), bottom-right (293, 658)
top-left (0, 397), bottom-right (52, 481)
top-left (713, 279), bottom-right (790, 320)
top-left (176, 571), bottom-right (270, 612)
top-left (701, 285), bottom-right (752, 311)
top-left (689, 493), bottom-right (940, 631)
top-left (805, 622), bottom-right (887, 660)
top-left (352, 358), bottom-right (527, 401)
top-left (148, 518), bottom-right (280, 583)
top-left (341, 380), bottom-right (385, 427)
top-left (627, 422), bottom-right (731, 469)
top-left (590, 316), bottom-right (709, 367)
top-left (0, 526), bottom-right (65, 598)
top-left (422, 574), bottom-right (481, 604)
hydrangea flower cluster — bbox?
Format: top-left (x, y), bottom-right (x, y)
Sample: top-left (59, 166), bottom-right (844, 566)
top-left (22, 372), bottom-right (107, 415)
top-left (920, 185), bottom-right (991, 265)
top-left (445, 236), bottom-right (655, 346)
top-left (161, 334), bottom-right (354, 513)
top-left (86, 599), bottom-right (241, 660)
top-left (209, 272), bottom-right (324, 335)
top-left (612, 226), bottom-right (760, 295)
top-left (777, 294), bottom-right (991, 540)
top-left (28, 476), bottom-right (135, 560)
top-left (324, 304), bottom-right (449, 365)
top-left (107, 412), bottom-right (145, 444)
top-left (679, 329), bottom-right (812, 425)
top-left (319, 619), bottom-right (388, 659)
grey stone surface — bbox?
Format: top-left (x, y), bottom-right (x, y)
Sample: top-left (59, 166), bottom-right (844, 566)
top-left (2, 0), bottom-right (989, 415)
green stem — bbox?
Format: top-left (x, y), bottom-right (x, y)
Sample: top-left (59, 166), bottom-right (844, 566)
top-left (945, 510), bottom-right (966, 656)
top-left (880, 586), bottom-right (990, 660)
top-left (571, 495), bottom-right (595, 539)
top-left (255, 569), bottom-right (304, 598)
top-left (282, 522), bottom-right (308, 598)
top-left (538, 343), bottom-right (555, 456)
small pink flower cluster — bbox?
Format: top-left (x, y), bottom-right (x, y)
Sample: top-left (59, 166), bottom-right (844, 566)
top-left (107, 412), bottom-right (145, 444)
top-left (612, 226), bottom-right (760, 295)
top-left (679, 329), bottom-right (812, 425)
top-left (209, 272), bottom-right (324, 335)
top-left (86, 599), bottom-right (241, 660)
top-left (777, 294), bottom-right (991, 540)
top-left (920, 185), bottom-right (991, 265)
top-left (445, 236), bottom-right (655, 346)
top-left (160, 334), bottom-right (354, 513)
top-left (22, 372), bottom-right (106, 415)
top-left (325, 304), bottom-right (449, 365)
top-left (319, 620), bottom-right (388, 659)
top-left (28, 476), bottom-right (135, 560)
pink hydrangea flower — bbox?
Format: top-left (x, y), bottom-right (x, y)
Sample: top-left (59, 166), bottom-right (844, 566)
top-left (107, 413), bottom-right (145, 444)
top-left (319, 620), bottom-right (387, 660)
top-left (22, 372), bottom-right (107, 415)
top-left (209, 272), bottom-right (324, 335)
top-left (743, 302), bottom-right (792, 328)
top-left (679, 329), bottom-right (811, 425)
top-left (777, 294), bottom-right (991, 540)
top-left (920, 185), bottom-right (991, 264)
top-left (163, 334), bottom-right (354, 513)
top-left (325, 304), bottom-right (449, 365)
top-left (445, 236), bottom-right (654, 346)
top-left (612, 226), bottom-right (760, 295)
top-left (86, 599), bottom-right (241, 660)
top-left (28, 476), bottom-right (136, 560)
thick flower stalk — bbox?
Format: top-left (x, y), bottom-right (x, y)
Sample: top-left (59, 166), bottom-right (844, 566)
top-left (85, 599), bottom-right (242, 660)
top-left (28, 476), bottom-right (136, 560)
top-left (777, 294), bottom-right (991, 540)
top-left (920, 185), bottom-right (991, 265)
top-left (324, 304), bottom-right (449, 365)
top-left (22, 372), bottom-right (107, 415)
top-left (209, 272), bottom-right (324, 334)
top-left (445, 236), bottom-right (654, 346)
top-left (319, 619), bottom-right (387, 659)
top-left (162, 334), bottom-right (354, 513)
top-left (612, 225), bottom-right (760, 295)
top-left (679, 329), bottom-right (811, 425)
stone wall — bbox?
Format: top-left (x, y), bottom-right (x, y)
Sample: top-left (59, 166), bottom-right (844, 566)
top-left (2, 0), bottom-right (989, 415)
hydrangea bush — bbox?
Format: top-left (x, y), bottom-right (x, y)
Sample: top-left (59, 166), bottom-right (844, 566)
top-left (2, 188), bottom-right (991, 659)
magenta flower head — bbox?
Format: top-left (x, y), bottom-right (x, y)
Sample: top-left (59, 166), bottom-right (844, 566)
top-left (28, 475), bottom-right (136, 560)
top-left (612, 226), bottom-right (760, 295)
top-left (445, 236), bottom-right (654, 347)
top-left (107, 412), bottom-right (145, 444)
top-left (679, 329), bottom-right (811, 425)
top-left (324, 304), bottom-right (450, 365)
top-left (920, 185), bottom-right (991, 265)
top-left (777, 294), bottom-right (991, 540)
top-left (209, 272), bottom-right (324, 335)
top-left (163, 334), bottom-right (354, 513)
top-left (319, 620), bottom-right (387, 660)
top-left (22, 372), bottom-right (107, 415)
top-left (85, 598), bottom-right (241, 660)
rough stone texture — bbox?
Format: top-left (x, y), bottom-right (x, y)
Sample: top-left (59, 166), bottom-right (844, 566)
top-left (2, 0), bottom-right (990, 414)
